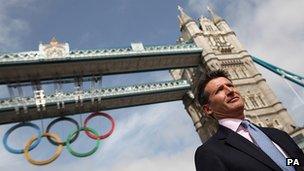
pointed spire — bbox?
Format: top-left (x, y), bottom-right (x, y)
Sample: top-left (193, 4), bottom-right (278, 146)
top-left (50, 37), bottom-right (59, 46)
top-left (207, 6), bottom-right (223, 24)
top-left (177, 15), bottom-right (183, 28)
top-left (177, 5), bottom-right (193, 26)
top-left (50, 37), bottom-right (58, 43)
top-left (177, 5), bottom-right (183, 12)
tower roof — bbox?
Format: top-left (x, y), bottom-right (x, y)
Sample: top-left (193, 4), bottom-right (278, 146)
top-left (177, 5), bottom-right (193, 26)
top-left (50, 37), bottom-right (59, 46)
top-left (207, 6), bottom-right (223, 24)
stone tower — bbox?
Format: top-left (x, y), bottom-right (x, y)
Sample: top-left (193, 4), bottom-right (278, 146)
top-left (171, 6), bottom-right (300, 143)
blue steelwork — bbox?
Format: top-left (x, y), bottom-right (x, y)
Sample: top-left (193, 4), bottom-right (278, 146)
top-left (251, 56), bottom-right (304, 88)
top-left (0, 79), bottom-right (191, 125)
top-left (0, 43), bottom-right (202, 65)
top-left (0, 79), bottom-right (190, 112)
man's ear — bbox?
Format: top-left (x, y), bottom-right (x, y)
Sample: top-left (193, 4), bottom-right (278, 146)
top-left (202, 104), bottom-right (213, 117)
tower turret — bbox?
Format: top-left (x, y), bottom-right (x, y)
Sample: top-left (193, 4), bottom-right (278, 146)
top-left (177, 6), bottom-right (212, 54)
top-left (207, 6), bottom-right (223, 24)
top-left (177, 5), bottom-right (194, 26)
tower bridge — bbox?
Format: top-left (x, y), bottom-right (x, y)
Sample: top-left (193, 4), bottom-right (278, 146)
top-left (0, 6), bottom-right (303, 152)
top-left (0, 43), bottom-right (201, 84)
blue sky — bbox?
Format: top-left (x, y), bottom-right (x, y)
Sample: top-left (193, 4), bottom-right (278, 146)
top-left (0, 0), bottom-right (303, 171)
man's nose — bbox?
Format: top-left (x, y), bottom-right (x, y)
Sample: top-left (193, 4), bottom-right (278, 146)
top-left (224, 86), bottom-right (234, 94)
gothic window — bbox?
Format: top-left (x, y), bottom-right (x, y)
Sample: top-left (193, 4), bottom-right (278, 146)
top-left (214, 36), bottom-right (221, 44)
top-left (233, 69), bottom-right (239, 78)
top-left (212, 35), bottom-right (233, 53)
top-left (209, 37), bottom-right (216, 47)
top-left (257, 95), bottom-right (266, 106)
top-left (244, 99), bottom-right (250, 110)
top-left (221, 60), bottom-right (248, 79)
top-left (225, 69), bottom-right (231, 78)
top-left (249, 96), bottom-right (259, 108)
top-left (217, 24), bottom-right (225, 31)
top-left (240, 67), bottom-right (247, 77)
top-left (206, 25), bottom-right (213, 31)
top-left (221, 35), bottom-right (227, 42)
top-left (228, 68), bottom-right (236, 79)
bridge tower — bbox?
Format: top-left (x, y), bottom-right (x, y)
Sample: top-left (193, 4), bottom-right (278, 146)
top-left (171, 6), bottom-right (301, 143)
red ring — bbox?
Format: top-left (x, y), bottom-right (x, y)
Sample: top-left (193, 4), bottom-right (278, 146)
top-left (84, 111), bottom-right (115, 140)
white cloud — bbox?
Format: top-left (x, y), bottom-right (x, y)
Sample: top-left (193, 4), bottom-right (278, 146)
top-left (108, 148), bottom-right (196, 171)
top-left (0, 0), bottom-right (36, 51)
top-left (187, 0), bottom-right (210, 16)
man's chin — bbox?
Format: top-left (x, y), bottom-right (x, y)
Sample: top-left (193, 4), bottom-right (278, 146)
top-left (229, 101), bottom-right (244, 109)
top-left (225, 113), bottom-right (245, 119)
top-left (226, 106), bottom-right (245, 119)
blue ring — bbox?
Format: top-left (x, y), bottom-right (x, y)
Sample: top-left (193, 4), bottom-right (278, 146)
top-left (3, 122), bottom-right (42, 154)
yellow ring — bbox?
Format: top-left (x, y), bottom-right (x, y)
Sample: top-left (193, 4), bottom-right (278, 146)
top-left (24, 132), bottom-right (63, 166)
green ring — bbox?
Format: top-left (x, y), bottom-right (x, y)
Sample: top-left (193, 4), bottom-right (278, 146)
top-left (66, 127), bottom-right (100, 157)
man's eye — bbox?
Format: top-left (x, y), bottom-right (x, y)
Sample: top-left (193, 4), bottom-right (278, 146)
top-left (215, 87), bottom-right (223, 94)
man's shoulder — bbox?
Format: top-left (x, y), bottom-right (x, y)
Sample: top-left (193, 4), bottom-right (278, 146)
top-left (195, 138), bottom-right (216, 159)
top-left (195, 132), bottom-right (222, 153)
top-left (259, 126), bottom-right (297, 144)
top-left (194, 132), bottom-right (229, 171)
top-left (259, 126), bottom-right (290, 137)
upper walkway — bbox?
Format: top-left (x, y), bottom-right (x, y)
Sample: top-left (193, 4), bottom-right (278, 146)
top-left (0, 43), bottom-right (202, 84)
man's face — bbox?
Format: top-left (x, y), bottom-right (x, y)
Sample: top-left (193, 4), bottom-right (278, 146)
top-left (202, 77), bottom-right (245, 120)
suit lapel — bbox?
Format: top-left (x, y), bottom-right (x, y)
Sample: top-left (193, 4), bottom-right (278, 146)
top-left (217, 125), bottom-right (282, 171)
top-left (261, 128), bottom-right (303, 171)
top-left (261, 127), bottom-right (294, 158)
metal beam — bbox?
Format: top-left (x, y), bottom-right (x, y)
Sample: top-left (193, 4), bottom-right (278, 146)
top-left (0, 79), bottom-right (191, 125)
top-left (0, 44), bottom-right (202, 84)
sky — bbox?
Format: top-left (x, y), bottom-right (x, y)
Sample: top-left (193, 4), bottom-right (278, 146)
top-left (0, 0), bottom-right (303, 171)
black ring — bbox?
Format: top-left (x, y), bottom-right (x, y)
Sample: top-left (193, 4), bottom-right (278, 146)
top-left (46, 117), bottom-right (80, 146)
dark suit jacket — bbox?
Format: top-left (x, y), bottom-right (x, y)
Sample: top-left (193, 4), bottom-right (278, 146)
top-left (195, 125), bottom-right (304, 171)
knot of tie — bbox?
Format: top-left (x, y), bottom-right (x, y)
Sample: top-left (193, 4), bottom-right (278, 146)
top-left (240, 120), bottom-right (251, 129)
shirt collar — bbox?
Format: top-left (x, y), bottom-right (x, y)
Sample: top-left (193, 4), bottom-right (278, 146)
top-left (218, 118), bottom-right (243, 132)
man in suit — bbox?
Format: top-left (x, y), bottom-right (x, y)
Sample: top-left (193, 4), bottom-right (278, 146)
top-left (195, 69), bottom-right (304, 171)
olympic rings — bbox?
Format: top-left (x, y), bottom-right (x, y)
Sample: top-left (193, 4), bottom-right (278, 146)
top-left (2, 111), bottom-right (116, 165)
top-left (84, 111), bottom-right (115, 140)
top-left (3, 122), bottom-right (42, 154)
top-left (24, 132), bottom-right (64, 166)
top-left (66, 127), bottom-right (100, 157)
top-left (46, 117), bottom-right (80, 146)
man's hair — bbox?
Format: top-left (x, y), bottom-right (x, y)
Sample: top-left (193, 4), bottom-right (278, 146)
top-left (197, 69), bottom-right (231, 106)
